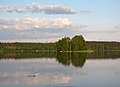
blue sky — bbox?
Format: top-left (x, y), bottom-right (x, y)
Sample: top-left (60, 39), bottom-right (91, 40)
top-left (0, 0), bottom-right (120, 42)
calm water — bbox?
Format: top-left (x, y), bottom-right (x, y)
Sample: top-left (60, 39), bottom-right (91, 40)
top-left (0, 51), bottom-right (120, 87)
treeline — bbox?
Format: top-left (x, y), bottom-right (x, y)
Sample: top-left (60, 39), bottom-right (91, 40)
top-left (0, 35), bottom-right (120, 52)
top-left (86, 41), bottom-right (120, 51)
top-left (56, 35), bottom-right (87, 52)
top-left (0, 35), bottom-right (87, 52)
top-left (0, 42), bottom-right (56, 52)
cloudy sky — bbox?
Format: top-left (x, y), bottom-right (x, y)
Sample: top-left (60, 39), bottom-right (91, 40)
top-left (0, 0), bottom-right (120, 42)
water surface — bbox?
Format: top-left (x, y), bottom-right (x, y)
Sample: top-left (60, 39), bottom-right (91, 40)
top-left (0, 51), bottom-right (120, 87)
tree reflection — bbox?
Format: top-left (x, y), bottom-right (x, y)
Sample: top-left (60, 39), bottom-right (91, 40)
top-left (57, 52), bottom-right (71, 66)
top-left (0, 52), bottom-right (56, 59)
top-left (0, 51), bottom-right (120, 68)
top-left (56, 52), bottom-right (87, 68)
top-left (87, 51), bottom-right (120, 59)
top-left (71, 53), bottom-right (86, 68)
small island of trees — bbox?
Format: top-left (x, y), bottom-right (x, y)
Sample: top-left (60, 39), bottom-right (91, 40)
top-left (56, 35), bottom-right (87, 52)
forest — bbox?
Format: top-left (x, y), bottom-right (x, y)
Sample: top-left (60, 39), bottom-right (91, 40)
top-left (0, 42), bottom-right (56, 52)
top-left (86, 41), bottom-right (120, 51)
top-left (0, 35), bottom-right (120, 52)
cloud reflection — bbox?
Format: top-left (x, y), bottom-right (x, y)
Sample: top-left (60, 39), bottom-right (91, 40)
top-left (0, 71), bottom-right (71, 85)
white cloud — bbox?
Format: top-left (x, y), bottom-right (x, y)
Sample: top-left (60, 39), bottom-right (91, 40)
top-left (0, 2), bottom-right (77, 14)
top-left (0, 17), bottom-right (71, 30)
top-left (0, 17), bottom-right (89, 42)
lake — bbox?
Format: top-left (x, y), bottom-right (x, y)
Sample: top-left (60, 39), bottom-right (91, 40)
top-left (0, 51), bottom-right (120, 87)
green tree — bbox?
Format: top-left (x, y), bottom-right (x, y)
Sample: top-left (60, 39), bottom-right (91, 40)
top-left (56, 37), bottom-right (70, 51)
top-left (71, 35), bottom-right (87, 51)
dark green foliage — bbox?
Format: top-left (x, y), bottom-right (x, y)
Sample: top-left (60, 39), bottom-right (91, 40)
top-left (0, 42), bottom-right (56, 52)
top-left (0, 36), bottom-right (120, 52)
top-left (86, 41), bottom-right (120, 51)
top-left (56, 40), bottom-right (62, 52)
top-left (56, 37), bottom-right (70, 51)
top-left (71, 35), bottom-right (87, 51)
top-left (57, 35), bottom-right (87, 51)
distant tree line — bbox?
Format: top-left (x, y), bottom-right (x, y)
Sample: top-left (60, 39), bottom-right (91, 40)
top-left (0, 42), bottom-right (56, 52)
top-left (0, 35), bottom-right (120, 52)
top-left (86, 41), bottom-right (120, 51)
top-left (56, 35), bottom-right (87, 52)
